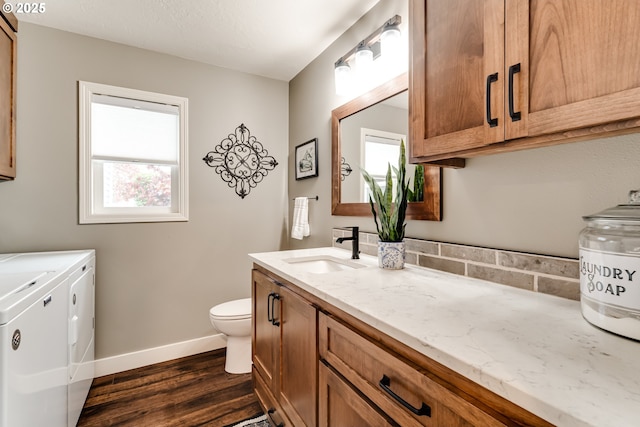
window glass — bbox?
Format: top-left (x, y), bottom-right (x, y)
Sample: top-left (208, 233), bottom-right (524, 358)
top-left (101, 162), bottom-right (172, 208)
top-left (361, 130), bottom-right (403, 203)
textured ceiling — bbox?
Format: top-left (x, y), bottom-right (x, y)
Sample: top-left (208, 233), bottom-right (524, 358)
top-left (10, 0), bottom-right (380, 81)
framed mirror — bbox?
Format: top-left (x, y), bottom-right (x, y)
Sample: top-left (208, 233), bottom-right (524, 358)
top-left (331, 73), bottom-right (442, 220)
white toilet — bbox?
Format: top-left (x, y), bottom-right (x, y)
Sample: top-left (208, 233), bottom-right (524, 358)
top-left (209, 298), bottom-right (252, 374)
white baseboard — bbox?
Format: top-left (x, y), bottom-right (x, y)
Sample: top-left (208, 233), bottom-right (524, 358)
top-left (94, 334), bottom-right (227, 377)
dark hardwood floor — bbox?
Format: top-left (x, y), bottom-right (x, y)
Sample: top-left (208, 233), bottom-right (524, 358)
top-left (77, 349), bottom-right (263, 427)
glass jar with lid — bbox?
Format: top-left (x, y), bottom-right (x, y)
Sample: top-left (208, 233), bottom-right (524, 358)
top-left (579, 190), bottom-right (640, 341)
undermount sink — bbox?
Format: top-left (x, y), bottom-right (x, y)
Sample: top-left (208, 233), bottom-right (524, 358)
top-left (282, 255), bottom-right (364, 274)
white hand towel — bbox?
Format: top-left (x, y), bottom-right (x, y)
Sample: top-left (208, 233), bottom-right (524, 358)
top-left (291, 197), bottom-right (310, 240)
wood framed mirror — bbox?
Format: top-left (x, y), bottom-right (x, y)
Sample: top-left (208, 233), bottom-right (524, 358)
top-left (331, 73), bottom-right (442, 220)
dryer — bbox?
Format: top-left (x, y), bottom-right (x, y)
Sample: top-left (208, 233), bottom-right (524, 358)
top-left (0, 250), bottom-right (95, 427)
top-left (67, 259), bottom-right (95, 427)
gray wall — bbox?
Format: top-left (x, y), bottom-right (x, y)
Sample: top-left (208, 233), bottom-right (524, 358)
top-left (0, 23), bottom-right (289, 359)
top-left (289, 0), bottom-right (640, 259)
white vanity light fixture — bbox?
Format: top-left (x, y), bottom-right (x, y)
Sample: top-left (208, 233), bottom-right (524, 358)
top-left (380, 21), bottom-right (402, 59)
top-left (334, 15), bottom-right (405, 98)
top-left (354, 41), bottom-right (375, 92)
top-left (354, 41), bottom-right (374, 70)
top-left (379, 19), bottom-right (406, 82)
top-left (334, 58), bottom-right (352, 96)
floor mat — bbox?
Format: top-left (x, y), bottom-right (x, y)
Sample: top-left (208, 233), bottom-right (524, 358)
top-left (226, 414), bottom-right (268, 427)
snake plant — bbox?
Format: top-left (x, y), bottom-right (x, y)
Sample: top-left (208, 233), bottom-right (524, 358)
top-left (361, 140), bottom-right (409, 242)
top-left (407, 165), bottom-right (424, 203)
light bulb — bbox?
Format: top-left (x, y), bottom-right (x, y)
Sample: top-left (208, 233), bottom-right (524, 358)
top-left (355, 43), bottom-right (374, 70)
top-left (334, 60), bottom-right (352, 96)
top-left (380, 24), bottom-right (401, 58)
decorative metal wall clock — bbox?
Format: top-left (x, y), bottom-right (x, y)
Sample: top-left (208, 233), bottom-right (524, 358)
top-left (203, 123), bottom-right (278, 199)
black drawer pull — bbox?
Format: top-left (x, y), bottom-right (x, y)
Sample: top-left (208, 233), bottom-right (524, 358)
top-left (267, 408), bottom-right (284, 427)
top-left (379, 375), bottom-right (431, 417)
top-left (486, 72), bottom-right (499, 127)
top-left (508, 63), bottom-right (521, 122)
top-left (271, 293), bottom-right (280, 327)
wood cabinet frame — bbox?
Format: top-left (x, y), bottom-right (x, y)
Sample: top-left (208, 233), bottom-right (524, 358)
top-left (0, 6), bottom-right (17, 180)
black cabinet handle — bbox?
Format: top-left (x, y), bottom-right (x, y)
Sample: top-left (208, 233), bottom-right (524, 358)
top-left (379, 375), bottom-right (431, 417)
top-left (267, 292), bottom-right (274, 324)
top-left (267, 408), bottom-right (284, 427)
top-left (486, 72), bottom-right (499, 128)
top-left (271, 293), bottom-right (280, 327)
top-left (508, 63), bottom-right (521, 122)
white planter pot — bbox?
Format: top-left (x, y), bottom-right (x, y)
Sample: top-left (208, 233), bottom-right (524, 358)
top-left (377, 241), bottom-right (405, 269)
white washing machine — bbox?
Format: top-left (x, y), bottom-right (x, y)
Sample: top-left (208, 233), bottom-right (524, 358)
top-left (0, 250), bottom-right (95, 427)
top-left (67, 259), bottom-right (95, 427)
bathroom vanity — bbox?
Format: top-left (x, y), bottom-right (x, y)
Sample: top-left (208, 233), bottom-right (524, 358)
top-left (250, 247), bottom-right (640, 427)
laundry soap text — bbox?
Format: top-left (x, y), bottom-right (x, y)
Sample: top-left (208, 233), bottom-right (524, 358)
top-left (579, 248), bottom-right (640, 309)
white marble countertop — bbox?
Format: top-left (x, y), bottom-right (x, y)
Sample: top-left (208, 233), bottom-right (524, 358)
top-left (249, 247), bottom-right (640, 427)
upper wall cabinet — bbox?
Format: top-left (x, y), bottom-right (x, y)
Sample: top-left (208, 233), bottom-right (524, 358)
top-left (0, 6), bottom-right (17, 180)
top-left (409, 0), bottom-right (640, 164)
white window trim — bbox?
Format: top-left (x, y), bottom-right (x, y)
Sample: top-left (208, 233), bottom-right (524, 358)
top-left (78, 81), bottom-right (189, 224)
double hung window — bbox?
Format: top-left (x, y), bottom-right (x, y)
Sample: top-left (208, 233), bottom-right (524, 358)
top-left (79, 81), bottom-right (188, 223)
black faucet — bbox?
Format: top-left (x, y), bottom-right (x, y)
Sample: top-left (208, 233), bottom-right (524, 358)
top-left (336, 226), bottom-right (359, 259)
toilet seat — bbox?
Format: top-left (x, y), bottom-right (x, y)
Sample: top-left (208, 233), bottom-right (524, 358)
top-left (209, 297), bottom-right (251, 321)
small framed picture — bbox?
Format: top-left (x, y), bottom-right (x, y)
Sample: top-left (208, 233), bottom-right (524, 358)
top-left (295, 138), bottom-right (318, 180)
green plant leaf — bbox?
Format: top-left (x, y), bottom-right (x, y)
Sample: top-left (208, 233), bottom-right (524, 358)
top-left (408, 165), bottom-right (424, 202)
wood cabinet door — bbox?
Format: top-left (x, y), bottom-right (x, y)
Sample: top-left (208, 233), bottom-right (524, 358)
top-left (409, 0), bottom-right (505, 160)
top-left (278, 285), bottom-right (317, 427)
top-left (252, 269), bottom-right (279, 392)
top-left (523, 0), bottom-right (640, 138)
top-left (0, 15), bottom-right (16, 179)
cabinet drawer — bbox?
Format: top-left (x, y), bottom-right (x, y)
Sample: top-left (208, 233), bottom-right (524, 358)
top-left (319, 313), bottom-right (509, 427)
